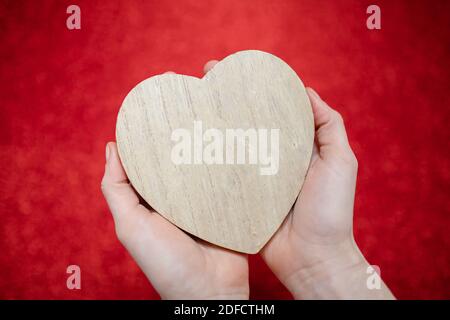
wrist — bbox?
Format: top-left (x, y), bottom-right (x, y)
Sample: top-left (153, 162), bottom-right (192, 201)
top-left (283, 238), bottom-right (394, 299)
top-left (284, 238), bottom-right (366, 299)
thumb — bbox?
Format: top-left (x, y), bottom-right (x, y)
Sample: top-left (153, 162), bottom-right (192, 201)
top-left (306, 88), bottom-right (356, 164)
top-left (101, 142), bottom-right (142, 228)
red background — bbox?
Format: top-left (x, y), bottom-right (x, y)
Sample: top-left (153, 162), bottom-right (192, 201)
top-left (0, 0), bottom-right (449, 299)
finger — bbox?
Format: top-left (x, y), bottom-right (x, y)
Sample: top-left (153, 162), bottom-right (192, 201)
top-left (203, 60), bottom-right (219, 74)
top-left (306, 88), bottom-right (352, 154)
top-left (101, 142), bottom-right (141, 224)
top-left (101, 146), bottom-right (200, 273)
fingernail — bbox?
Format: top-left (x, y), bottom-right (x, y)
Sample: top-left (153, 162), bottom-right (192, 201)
top-left (105, 143), bottom-right (110, 162)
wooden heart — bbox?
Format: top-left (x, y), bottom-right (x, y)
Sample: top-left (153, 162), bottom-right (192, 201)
top-left (116, 50), bottom-right (314, 253)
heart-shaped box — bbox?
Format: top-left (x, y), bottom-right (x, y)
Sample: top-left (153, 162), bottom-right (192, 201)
top-left (116, 50), bottom-right (313, 253)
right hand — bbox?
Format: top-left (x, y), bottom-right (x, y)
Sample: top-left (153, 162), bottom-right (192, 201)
top-left (260, 88), bottom-right (394, 299)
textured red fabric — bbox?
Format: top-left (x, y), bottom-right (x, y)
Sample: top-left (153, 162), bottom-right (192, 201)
top-left (0, 0), bottom-right (449, 300)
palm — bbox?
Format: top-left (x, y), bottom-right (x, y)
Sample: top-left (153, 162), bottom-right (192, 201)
top-left (102, 141), bottom-right (248, 299)
top-left (124, 207), bottom-right (249, 299)
top-left (261, 137), bottom-right (358, 286)
top-left (292, 151), bottom-right (356, 245)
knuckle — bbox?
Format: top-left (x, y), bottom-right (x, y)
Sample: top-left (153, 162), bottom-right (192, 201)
top-left (100, 177), bottom-right (108, 193)
top-left (333, 110), bottom-right (344, 124)
top-left (344, 150), bottom-right (358, 170)
top-left (114, 221), bottom-right (128, 244)
top-left (336, 148), bottom-right (358, 171)
top-left (349, 152), bottom-right (358, 169)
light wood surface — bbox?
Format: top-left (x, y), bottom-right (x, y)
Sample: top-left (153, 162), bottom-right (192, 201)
top-left (116, 50), bottom-right (314, 253)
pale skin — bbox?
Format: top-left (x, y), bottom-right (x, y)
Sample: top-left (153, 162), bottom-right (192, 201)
top-left (101, 60), bottom-right (395, 299)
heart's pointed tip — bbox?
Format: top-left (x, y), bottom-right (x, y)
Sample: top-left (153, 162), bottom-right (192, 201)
top-left (244, 246), bottom-right (264, 255)
top-left (222, 235), bottom-right (271, 254)
top-left (225, 246), bottom-right (261, 255)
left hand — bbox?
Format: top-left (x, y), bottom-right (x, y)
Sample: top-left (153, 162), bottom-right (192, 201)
top-left (101, 62), bottom-right (249, 299)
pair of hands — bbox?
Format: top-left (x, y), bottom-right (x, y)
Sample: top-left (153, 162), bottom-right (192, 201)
top-left (101, 60), bottom-right (394, 299)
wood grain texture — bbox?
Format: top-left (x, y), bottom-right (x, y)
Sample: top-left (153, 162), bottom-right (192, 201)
top-left (116, 50), bottom-right (314, 253)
